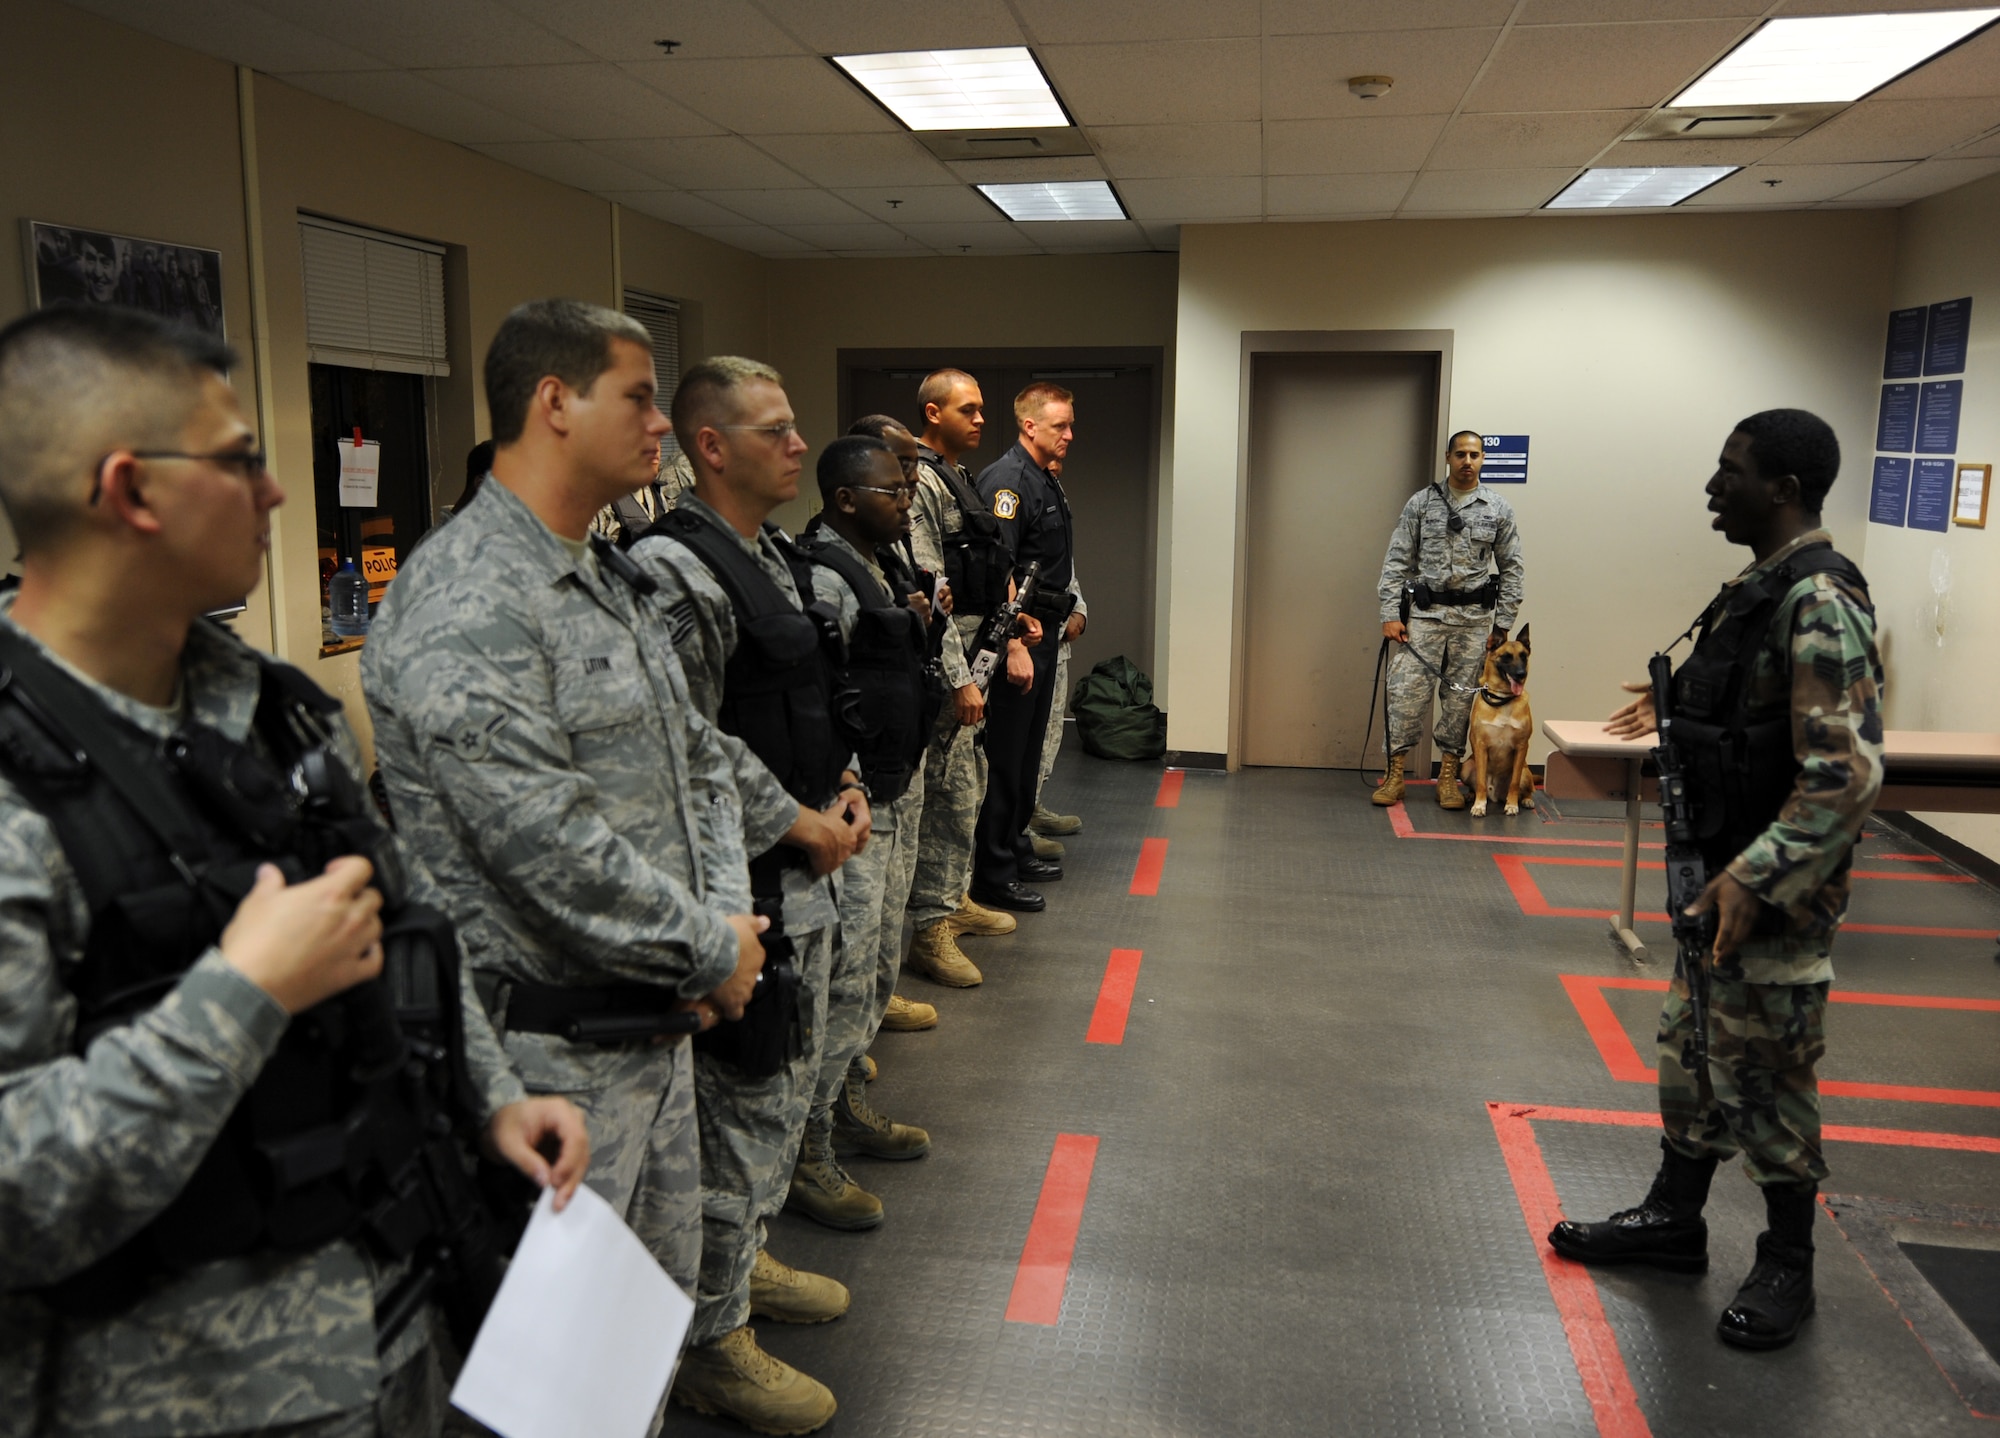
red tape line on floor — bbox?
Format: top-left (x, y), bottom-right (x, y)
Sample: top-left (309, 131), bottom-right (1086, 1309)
top-left (1086, 949), bottom-right (1143, 1045)
top-left (1155, 770), bottom-right (1184, 808)
top-left (1130, 837), bottom-right (1168, 895)
top-left (1005, 1133), bottom-right (1101, 1325)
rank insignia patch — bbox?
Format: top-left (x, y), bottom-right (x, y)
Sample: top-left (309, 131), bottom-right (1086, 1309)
top-left (993, 489), bottom-right (1020, 520)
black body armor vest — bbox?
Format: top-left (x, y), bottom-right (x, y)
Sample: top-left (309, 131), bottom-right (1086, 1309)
top-left (920, 449), bottom-right (1011, 616)
top-left (648, 508), bottom-right (849, 811)
top-left (796, 529), bottom-right (933, 805)
top-left (0, 626), bottom-right (501, 1336)
top-left (1670, 542), bottom-right (1872, 873)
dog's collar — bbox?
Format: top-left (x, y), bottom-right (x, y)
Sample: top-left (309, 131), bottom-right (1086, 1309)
top-left (1477, 687), bottom-right (1516, 706)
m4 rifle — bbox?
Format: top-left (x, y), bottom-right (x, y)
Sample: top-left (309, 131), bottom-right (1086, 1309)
top-left (1650, 651), bottom-right (1714, 1071)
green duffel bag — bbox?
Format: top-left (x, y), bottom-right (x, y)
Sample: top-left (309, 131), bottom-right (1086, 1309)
top-left (1072, 655), bottom-right (1167, 762)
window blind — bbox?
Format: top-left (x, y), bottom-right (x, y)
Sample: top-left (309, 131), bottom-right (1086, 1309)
top-left (300, 218), bottom-right (449, 377)
top-left (623, 287), bottom-right (682, 456)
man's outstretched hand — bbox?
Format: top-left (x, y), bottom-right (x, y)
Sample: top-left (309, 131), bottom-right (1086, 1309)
top-left (1605, 681), bottom-right (1656, 740)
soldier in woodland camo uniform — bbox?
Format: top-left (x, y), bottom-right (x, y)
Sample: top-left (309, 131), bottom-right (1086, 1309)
top-left (1550, 409), bottom-right (1882, 1354)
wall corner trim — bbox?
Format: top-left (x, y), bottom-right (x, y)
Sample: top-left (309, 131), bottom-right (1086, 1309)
top-left (235, 65), bottom-right (288, 659)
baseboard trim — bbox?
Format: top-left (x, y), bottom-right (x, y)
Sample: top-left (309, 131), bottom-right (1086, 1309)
top-left (1165, 750), bottom-right (1227, 771)
top-left (1873, 811), bottom-right (2000, 890)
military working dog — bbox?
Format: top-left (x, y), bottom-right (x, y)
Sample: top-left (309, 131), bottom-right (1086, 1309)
top-left (1468, 624), bottom-right (1534, 817)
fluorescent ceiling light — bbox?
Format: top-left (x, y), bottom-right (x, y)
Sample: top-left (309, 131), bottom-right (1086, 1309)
top-left (831, 47), bottom-right (1066, 130)
top-left (1546, 167), bottom-right (1738, 209)
top-left (1672, 9), bottom-right (2000, 107)
top-left (977, 181), bottom-right (1126, 221)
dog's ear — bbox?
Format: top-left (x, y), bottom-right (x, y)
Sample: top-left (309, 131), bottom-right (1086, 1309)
top-left (1515, 623), bottom-right (1530, 652)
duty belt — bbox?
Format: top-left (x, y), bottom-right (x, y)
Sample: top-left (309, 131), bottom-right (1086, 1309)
top-left (499, 978), bottom-right (701, 1045)
top-left (1411, 577), bottom-right (1497, 611)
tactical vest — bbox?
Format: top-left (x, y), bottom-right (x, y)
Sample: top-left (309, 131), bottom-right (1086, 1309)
top-left (1670, 542), bottom-right (1872, 873)
top-left (648, 508), bottom-right (849, 810)
top-left (796, 528), bottom-right (933, 804)
top-left (0, 625), bottom-right (496, 1332)
top-left (919, 448), bottom-right (1011, 615)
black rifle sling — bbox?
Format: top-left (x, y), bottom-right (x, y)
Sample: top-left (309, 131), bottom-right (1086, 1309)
top-left (652, 508), bottom-right (807, 620)
top-left (797, 534), bottom-right (895, 611)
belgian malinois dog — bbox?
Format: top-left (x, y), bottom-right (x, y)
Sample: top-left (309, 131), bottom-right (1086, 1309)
top-left (1468, 624), bottom-right (1534, 817)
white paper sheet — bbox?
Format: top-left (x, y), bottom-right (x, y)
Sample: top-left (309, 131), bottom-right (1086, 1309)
top-left (449, 1185), bottom-right (693, 1438)
top-left (337, 438), bottom-right (381, 508)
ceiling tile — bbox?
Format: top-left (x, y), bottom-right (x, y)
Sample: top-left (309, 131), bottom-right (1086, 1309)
top-left (1263, 1), bottom-right (1516, 33)
top-left (423, 64), bottom-right (722, 139)
top-left (588, 136), bottom-right (811, 189)
top-left (66, 0), bottom-right (386, 72)
top-left (1266, 172), bottom-right (1416, 215)
top-left (622, 57), bottom-right (897, 134)
top-left (760, 0), bottom-right (1025, 52)
top-left (1272, 211), bottom-right (1397, 222)
top-left (280, 70), bottom-right (556, 144)
top-left (1870, 24), bottom-right (2000, 102)
top-left (1769, 96), bottom-right (2000, 163)
top-left (1263, 28), bottom-right (1501, 118)
top-left (251, 0), bottom-right (594, 68)
top-left (1594, 135), bottom-right (1792, 166)
top-left (1038, 40), bottom-right (1262, 125)
top-left (1682, 161), bottom-right (1914, 203)
top-left (686, 224), bottom-right (821, 255)
top-left (774, 221), bottom-right (924, 251)
top-left (1520, 0), bottom-right (1760, 19)
top-left (1011, 0), bottom-right (1260, 43)
top-left (1464, 20), bottom-right (1753, 113)
top-left (1430, 109), bottom-right (1644, 168)
top-left (1835, 155), bottom-right (2000, 201)
top-left (1402, 167), bottom-right (1577, 209)
top-left (1115, 176), bottom-right (1264, 219)
top-left (832, 187), bottom-right (999, 223)
top-left (1015, 219), bottom-right (1153, 251)
top-left (895, 222), bottom-right (1042, 253)
top-left (600, 190), bottom-right (757, 228)
top-left (759, 134), bottom-right (961, 187)
top-left (503, 0), bottom-right (806, 62)
top-left (465, 140), bottom-right (666, 192)
top-left (1091, 124), bottom-right (1264, 178)
top-left (946, 156), bottom-right (1109, 183)
top-left (690, 189), bottom-right (872, 226)
top-left (1955, 128), bottom-right (2000, 158)
top-left (1265, 116), bottom-right (1451, 174)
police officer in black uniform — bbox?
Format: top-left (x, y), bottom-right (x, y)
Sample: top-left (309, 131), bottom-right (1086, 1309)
top-left (970, 381), bottom-right (1077, 911)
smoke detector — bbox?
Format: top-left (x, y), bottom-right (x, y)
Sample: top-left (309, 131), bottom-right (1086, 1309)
top-left (1348, 75), bottom-right (1394, 101)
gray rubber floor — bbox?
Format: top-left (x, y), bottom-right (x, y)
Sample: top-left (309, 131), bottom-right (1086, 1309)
top-left (664, 743), bottom-right (2000, 1438)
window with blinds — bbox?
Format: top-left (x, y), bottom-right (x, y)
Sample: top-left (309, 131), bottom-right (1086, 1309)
top-left (623, 287), bottom-right (682, 456)
top-left (300, 218), bottom-right (449, 376)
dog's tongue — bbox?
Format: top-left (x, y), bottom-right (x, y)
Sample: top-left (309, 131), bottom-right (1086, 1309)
top-left (1508, 679), bottom-right (1524, 697)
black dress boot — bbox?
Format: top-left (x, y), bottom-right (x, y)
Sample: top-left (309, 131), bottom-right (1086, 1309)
top-left (1717, 1184), bottom-right (1817, 1350)
top-left (1548, 1139), bottom-right (1717, 1273)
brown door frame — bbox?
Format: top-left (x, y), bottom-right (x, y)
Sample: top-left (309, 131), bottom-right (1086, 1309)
top-left (1229, 330), bottom-right (1454, 772)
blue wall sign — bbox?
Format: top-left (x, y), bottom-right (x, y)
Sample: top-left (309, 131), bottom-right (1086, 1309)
top-left (1869, 456), bottom-right (1911, 527)
top-left (1911, 458), bottom-right (1954, 532)
top-left (1479, 434), bottom-right (1528, 483)
top-left (1884, 307), bottom-right (1926, 379)
top-left (1924, 296), bottom-right (1972, 375)
top-left (1916, 379), bottom-right (1963, 454)
top-left (1876, 383), bottom-right (1918, 453)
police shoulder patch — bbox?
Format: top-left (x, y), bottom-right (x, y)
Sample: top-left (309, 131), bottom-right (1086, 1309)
top-left (993, 489), bottom-right (1020, 520)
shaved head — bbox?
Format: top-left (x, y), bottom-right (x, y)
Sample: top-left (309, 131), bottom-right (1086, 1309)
top-left (672, 356), bottom-right (784, 476)
top-left (918, 368), bottom-right (977, 411)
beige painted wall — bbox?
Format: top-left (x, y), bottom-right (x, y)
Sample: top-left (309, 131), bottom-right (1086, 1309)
top-left (1166, 212), bottom-right (1900, 763)
top-left (1868, 172), bottom-right (2000, 861)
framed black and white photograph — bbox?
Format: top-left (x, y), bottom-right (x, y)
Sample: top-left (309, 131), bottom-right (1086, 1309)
top-left (23, 220), bottom-right (224, 335)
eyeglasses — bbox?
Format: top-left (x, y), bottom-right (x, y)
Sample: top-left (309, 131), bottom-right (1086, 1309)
top-left (717, 422), bottom-right (800, 442)
top-left (848, 484), bottom-right (914, 504)
top-left (90, 446), bottom-right (269, 504)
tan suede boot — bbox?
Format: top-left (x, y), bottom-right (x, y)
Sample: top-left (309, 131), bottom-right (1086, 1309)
top-left (834, 1069), bottom-right (931, 1160)
top-left (1030, 803), bottom-right (1081, 835)
top-left (880, 994), bottom-right (938, 1031)
top-left (907, 921), bottom-right (982, 987)
top-left (1031, 832), bottom-right (1065, 860)
top-left (750, 1248), bottom-right (852, 1324)
top-left (671, 1326), bottom-right (837, 1436)
top-left (1371, 751), bottom-right (1407, 806)
top-left (858, 1053), bottom-right (877, 1082)
top-left (1437, 752), bottom-right (1468, 810)
top-left (946, 894), bottom-right (1017, 937)
top-left (785, 1124), bottom-right (883, 1231)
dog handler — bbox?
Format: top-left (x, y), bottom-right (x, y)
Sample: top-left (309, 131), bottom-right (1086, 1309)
top-left (1372, 431), bottom-right (1525, 808)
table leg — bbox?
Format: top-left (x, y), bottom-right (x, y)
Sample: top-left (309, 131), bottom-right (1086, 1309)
top-left (1609, 757), bottom-right (1649, 961)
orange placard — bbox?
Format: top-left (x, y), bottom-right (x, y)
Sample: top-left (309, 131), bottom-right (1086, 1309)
top-left (362, 545), bottom-right (398, 603)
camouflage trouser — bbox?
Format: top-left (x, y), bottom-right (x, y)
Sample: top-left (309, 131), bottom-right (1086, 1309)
top-left (1387, 617), bottom-right (1486, 756)
top-left (907, 699), bottom-right (987, 929)
top-left (1035, 638), bottom-right (1073, 797)
top-left (562, 1042), bottom-right (701, 1292)
top-left (690, 923), bottom-right (835, 1345)
top-left (272, 1347), bottom-right (443, 1437)
top-left (1658, 972), bottom-right (1829, 1187)
top-left (809, 768), bottom-right (927, 1138)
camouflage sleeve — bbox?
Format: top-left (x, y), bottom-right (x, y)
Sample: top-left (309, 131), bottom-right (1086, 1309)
top-left (1377, 492), bottom-right (1422, 623)
top-left (1492, 505), bottom-right (1525, 634)
top-left (0, 807), bottom-right (288, 1285)
top-left (809, 563), bottom-right (860, 644)
top-left (683, 708), bottom-right (756, 914)
top-left (1725, 578), bottom-right (1886, 907)
top-left (1067, 571), bottom-right (1087, 621)
top-left (909, 475), bottom-right (970, 688)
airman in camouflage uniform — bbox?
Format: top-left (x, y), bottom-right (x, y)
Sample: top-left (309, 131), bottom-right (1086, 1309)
top-left (1550, 410), bottom-right (1882, 1354)
top-left (1373, 432), bottom-right (1525, 809)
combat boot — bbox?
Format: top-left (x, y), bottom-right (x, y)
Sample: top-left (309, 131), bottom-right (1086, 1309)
top-left (671, 1326), bottom-right (837, 1436)
top-left (946, 894), bottom-right (1017, 937)
top-left (833, 1069), bottom-right (931, 1160)
top-left (786, 1123), bottom-right (883, 1231)
top-left (1717, 1185), bottom-right (1817, 1350)
top-left (750, 1248), bottom-right (851, 1324)
top-left (880, 994), bottom-right (937, 1031)
top-left (1030, 804), bottom-right (1082, 836)
top-left (1436, 752), bottom-right (1467, 809)
top-left (1547, 1140), bottom-right (1716, 1273)
top-left (1371, 751), bottom-right (1407, 806)
top-left (907, 921), bottom-right (981, 987)
top-left (1031, 832), bottom-right (1065, 860)
top-left (858, 1053), bottom-right (877, 1082)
